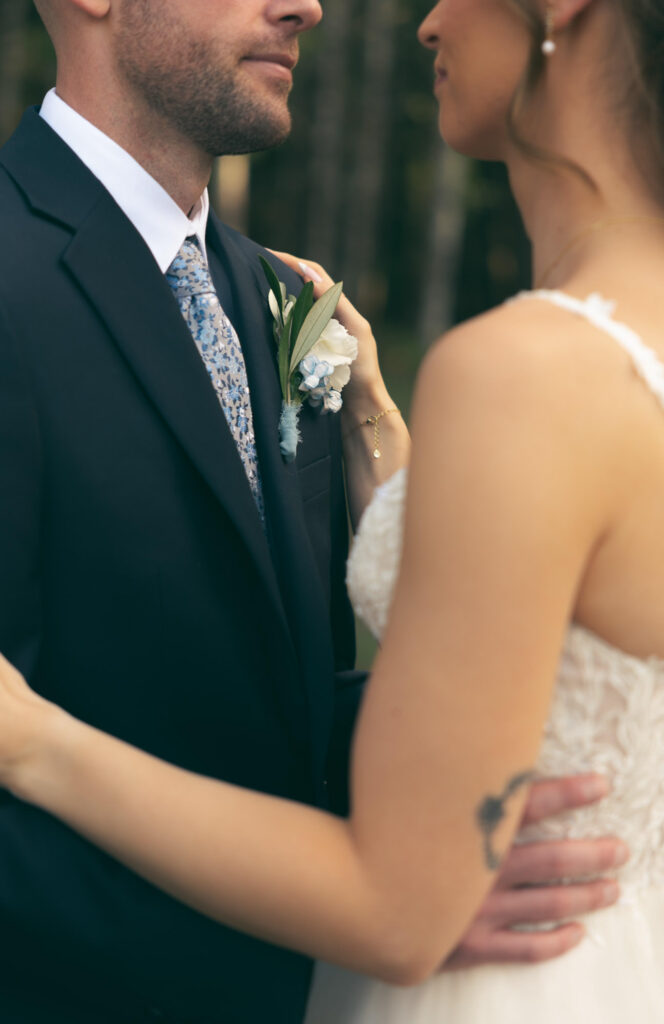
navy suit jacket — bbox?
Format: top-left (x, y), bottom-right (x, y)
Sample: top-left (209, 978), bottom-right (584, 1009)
top-left (0, 109), bottom-right (365, 1024)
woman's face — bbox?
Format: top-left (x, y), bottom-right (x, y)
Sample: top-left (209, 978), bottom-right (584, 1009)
top-left (418, 0), bottom-right (533, 160)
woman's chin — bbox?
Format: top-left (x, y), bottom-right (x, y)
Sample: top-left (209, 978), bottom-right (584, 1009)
top-left (438, 115), bottom-right (506, 163)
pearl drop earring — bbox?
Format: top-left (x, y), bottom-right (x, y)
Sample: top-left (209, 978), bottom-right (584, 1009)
top-left (542, 8), bottom-right (556, 55)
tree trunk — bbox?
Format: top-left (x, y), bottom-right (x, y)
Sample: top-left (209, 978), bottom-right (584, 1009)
top-left (210, 156), bottom-right (251, 235)
top-left (419, 140), bottom-right (470, 346)
top-left (305, 0), bottom-right (354, 270)
top-left (0, 0), bottom-right (32, 142)
top-left (341, 0), bottom-right (399, 313)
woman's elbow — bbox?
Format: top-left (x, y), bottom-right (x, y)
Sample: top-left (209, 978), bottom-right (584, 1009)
top-left (361, 922), bottom-right (452, 987)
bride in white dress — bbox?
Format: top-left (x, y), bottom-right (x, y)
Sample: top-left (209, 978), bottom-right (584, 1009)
top-left (304, 289), bottom-right (664, 1022)
top-left (0, 0), bottom-right (664, 1020)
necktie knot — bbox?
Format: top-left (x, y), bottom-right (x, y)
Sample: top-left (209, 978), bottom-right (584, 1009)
top-left (165, 237), bottom-right (215, 299)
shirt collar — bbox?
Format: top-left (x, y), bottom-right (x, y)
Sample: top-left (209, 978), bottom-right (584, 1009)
top-left (39, 88), bottom-right (209, 273)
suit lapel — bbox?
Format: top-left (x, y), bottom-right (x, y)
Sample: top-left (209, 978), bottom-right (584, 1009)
top-left (1, 113), bottom-right (303, 700)
top-left (69, 199), bottom-right (291, 596)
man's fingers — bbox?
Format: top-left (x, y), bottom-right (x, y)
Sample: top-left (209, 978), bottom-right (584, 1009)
top-left (498, 838), bottom-right (629, 888)
top-left (445, 923), bottom-right (586, 970)
top-left (483, 879), bottom-right (619, 927)
top-left (522, 774), bottom-right (609, 824)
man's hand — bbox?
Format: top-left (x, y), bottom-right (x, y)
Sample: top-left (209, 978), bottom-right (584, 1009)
top-left (445, 774), bottom-right (628, 968)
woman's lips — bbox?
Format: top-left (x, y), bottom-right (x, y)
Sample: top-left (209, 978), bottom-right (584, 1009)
top-left (434, 66), bottom-right (448, 91)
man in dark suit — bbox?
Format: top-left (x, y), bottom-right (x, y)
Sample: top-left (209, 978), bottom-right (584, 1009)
top-left (0, 1), bottom-right (626, 1021)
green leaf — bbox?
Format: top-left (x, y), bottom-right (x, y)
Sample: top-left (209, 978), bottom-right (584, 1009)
top-left (290, 281), bottom-right (344, 372)
top-left (278, 316), bottom-right (293, 400)
top-left (259, 256), bottom-right (284, 314)
top-left (288, 281), bottom-right (315, 348)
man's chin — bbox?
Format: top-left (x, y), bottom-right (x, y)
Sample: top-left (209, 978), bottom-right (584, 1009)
top-left (210, 113), bottom-right (292, 157)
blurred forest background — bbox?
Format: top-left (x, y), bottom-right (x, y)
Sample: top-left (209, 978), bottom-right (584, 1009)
top-left (0, 0), bottom-right (532, 665)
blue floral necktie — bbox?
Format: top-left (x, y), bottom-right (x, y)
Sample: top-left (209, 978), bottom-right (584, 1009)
top-left (166, 238), bottom-right (264, 520)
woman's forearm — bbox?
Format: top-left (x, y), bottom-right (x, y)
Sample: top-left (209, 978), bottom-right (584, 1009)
top-left (8, 705), bottom-right (444, 983)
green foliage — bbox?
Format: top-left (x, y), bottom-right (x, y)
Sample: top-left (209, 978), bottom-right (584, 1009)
top-left (261, 258), bottom-right (345, 407)
top-left (289, 282), bottom-right (343, 372)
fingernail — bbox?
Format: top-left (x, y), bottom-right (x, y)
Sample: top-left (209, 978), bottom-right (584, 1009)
top-left (298, 261), bottom-right (323, 283)
top-left (613, 842), bottom-right (630, 868)
top-left (602, 881), bottom-right (620, 906)
top-left (580, 776), bottom-right (610, 802)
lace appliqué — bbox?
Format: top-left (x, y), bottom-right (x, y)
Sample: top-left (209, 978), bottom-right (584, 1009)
top-left (347, 468), bottom-right (407, 642)
top-left (348, 481), bottom-right (664, 893)
top-left (519, 627), bottom-right (664, 892)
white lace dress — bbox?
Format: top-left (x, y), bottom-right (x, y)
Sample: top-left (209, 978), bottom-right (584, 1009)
top-left (305, 292), bottom-right (664, 1023)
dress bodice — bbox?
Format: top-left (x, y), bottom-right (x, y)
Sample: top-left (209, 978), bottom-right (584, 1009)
top-left (346, 292), bottom-right (664, 893)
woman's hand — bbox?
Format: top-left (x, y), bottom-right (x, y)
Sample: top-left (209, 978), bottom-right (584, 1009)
top-left (268, 250), bottom-right (388, 413)
top-left (269, 250), bottom-right (410, 527)
top-left (0, 653), bottom-right (62, 797)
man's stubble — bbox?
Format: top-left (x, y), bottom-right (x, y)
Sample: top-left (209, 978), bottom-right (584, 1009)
top-left (114, 0), bottom-right (292, 157)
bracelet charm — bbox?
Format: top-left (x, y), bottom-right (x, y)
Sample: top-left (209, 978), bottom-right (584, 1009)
top-left (344, 407), bottom-right (399, 459)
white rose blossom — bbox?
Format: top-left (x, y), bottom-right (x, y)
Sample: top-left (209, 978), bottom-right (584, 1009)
top-left (306, 318), bottom-right (358, 392)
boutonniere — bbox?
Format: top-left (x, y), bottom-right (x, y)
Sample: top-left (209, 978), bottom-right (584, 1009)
top-left (260, 257), bottom-right (358, 462)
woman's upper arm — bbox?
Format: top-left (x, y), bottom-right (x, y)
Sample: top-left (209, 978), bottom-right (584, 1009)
top-left (349, 318), bottom-right (612, 970)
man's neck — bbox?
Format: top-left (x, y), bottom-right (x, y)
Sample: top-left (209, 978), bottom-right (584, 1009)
top-left (54, 82), bottom-right (213, 214)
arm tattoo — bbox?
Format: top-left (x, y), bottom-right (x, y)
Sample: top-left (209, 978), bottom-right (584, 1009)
top-left (476, 771), bottom-right (534, 871)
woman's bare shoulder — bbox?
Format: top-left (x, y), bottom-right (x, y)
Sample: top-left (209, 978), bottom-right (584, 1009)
top-left (419, 295), bottom-right (631, 416)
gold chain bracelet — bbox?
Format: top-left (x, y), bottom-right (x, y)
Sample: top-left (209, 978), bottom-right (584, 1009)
top-left (344, 407), bottom-right (400, 460)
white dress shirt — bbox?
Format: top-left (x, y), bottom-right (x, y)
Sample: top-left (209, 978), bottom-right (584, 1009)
top-left (39, 88), bottom-right (209, 272)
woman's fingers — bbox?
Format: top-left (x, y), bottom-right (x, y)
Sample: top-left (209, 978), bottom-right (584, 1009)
top-left (268, 250), bottom-right (333, 297)
top-left (266, 249), bottom-right (370, 334)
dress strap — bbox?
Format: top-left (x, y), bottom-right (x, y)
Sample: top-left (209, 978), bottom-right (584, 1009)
top-left (513, 289), bottom-right (664, 410)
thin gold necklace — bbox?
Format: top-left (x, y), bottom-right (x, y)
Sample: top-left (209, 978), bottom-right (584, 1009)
top-left (535, 216), bottom-right (664, 290)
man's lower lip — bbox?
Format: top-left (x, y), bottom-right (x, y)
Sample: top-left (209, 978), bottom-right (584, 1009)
top-left (243, 60), bottom-right (293, 83)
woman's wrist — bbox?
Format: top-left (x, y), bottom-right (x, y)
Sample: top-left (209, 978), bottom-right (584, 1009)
top-left (342, 380), bottom-right (397, 431)
top-left (4, 701), bottom-right (77, 805)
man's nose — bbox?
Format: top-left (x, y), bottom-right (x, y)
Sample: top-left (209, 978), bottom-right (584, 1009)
top-left (270, 0), bottom-right (323, 33)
